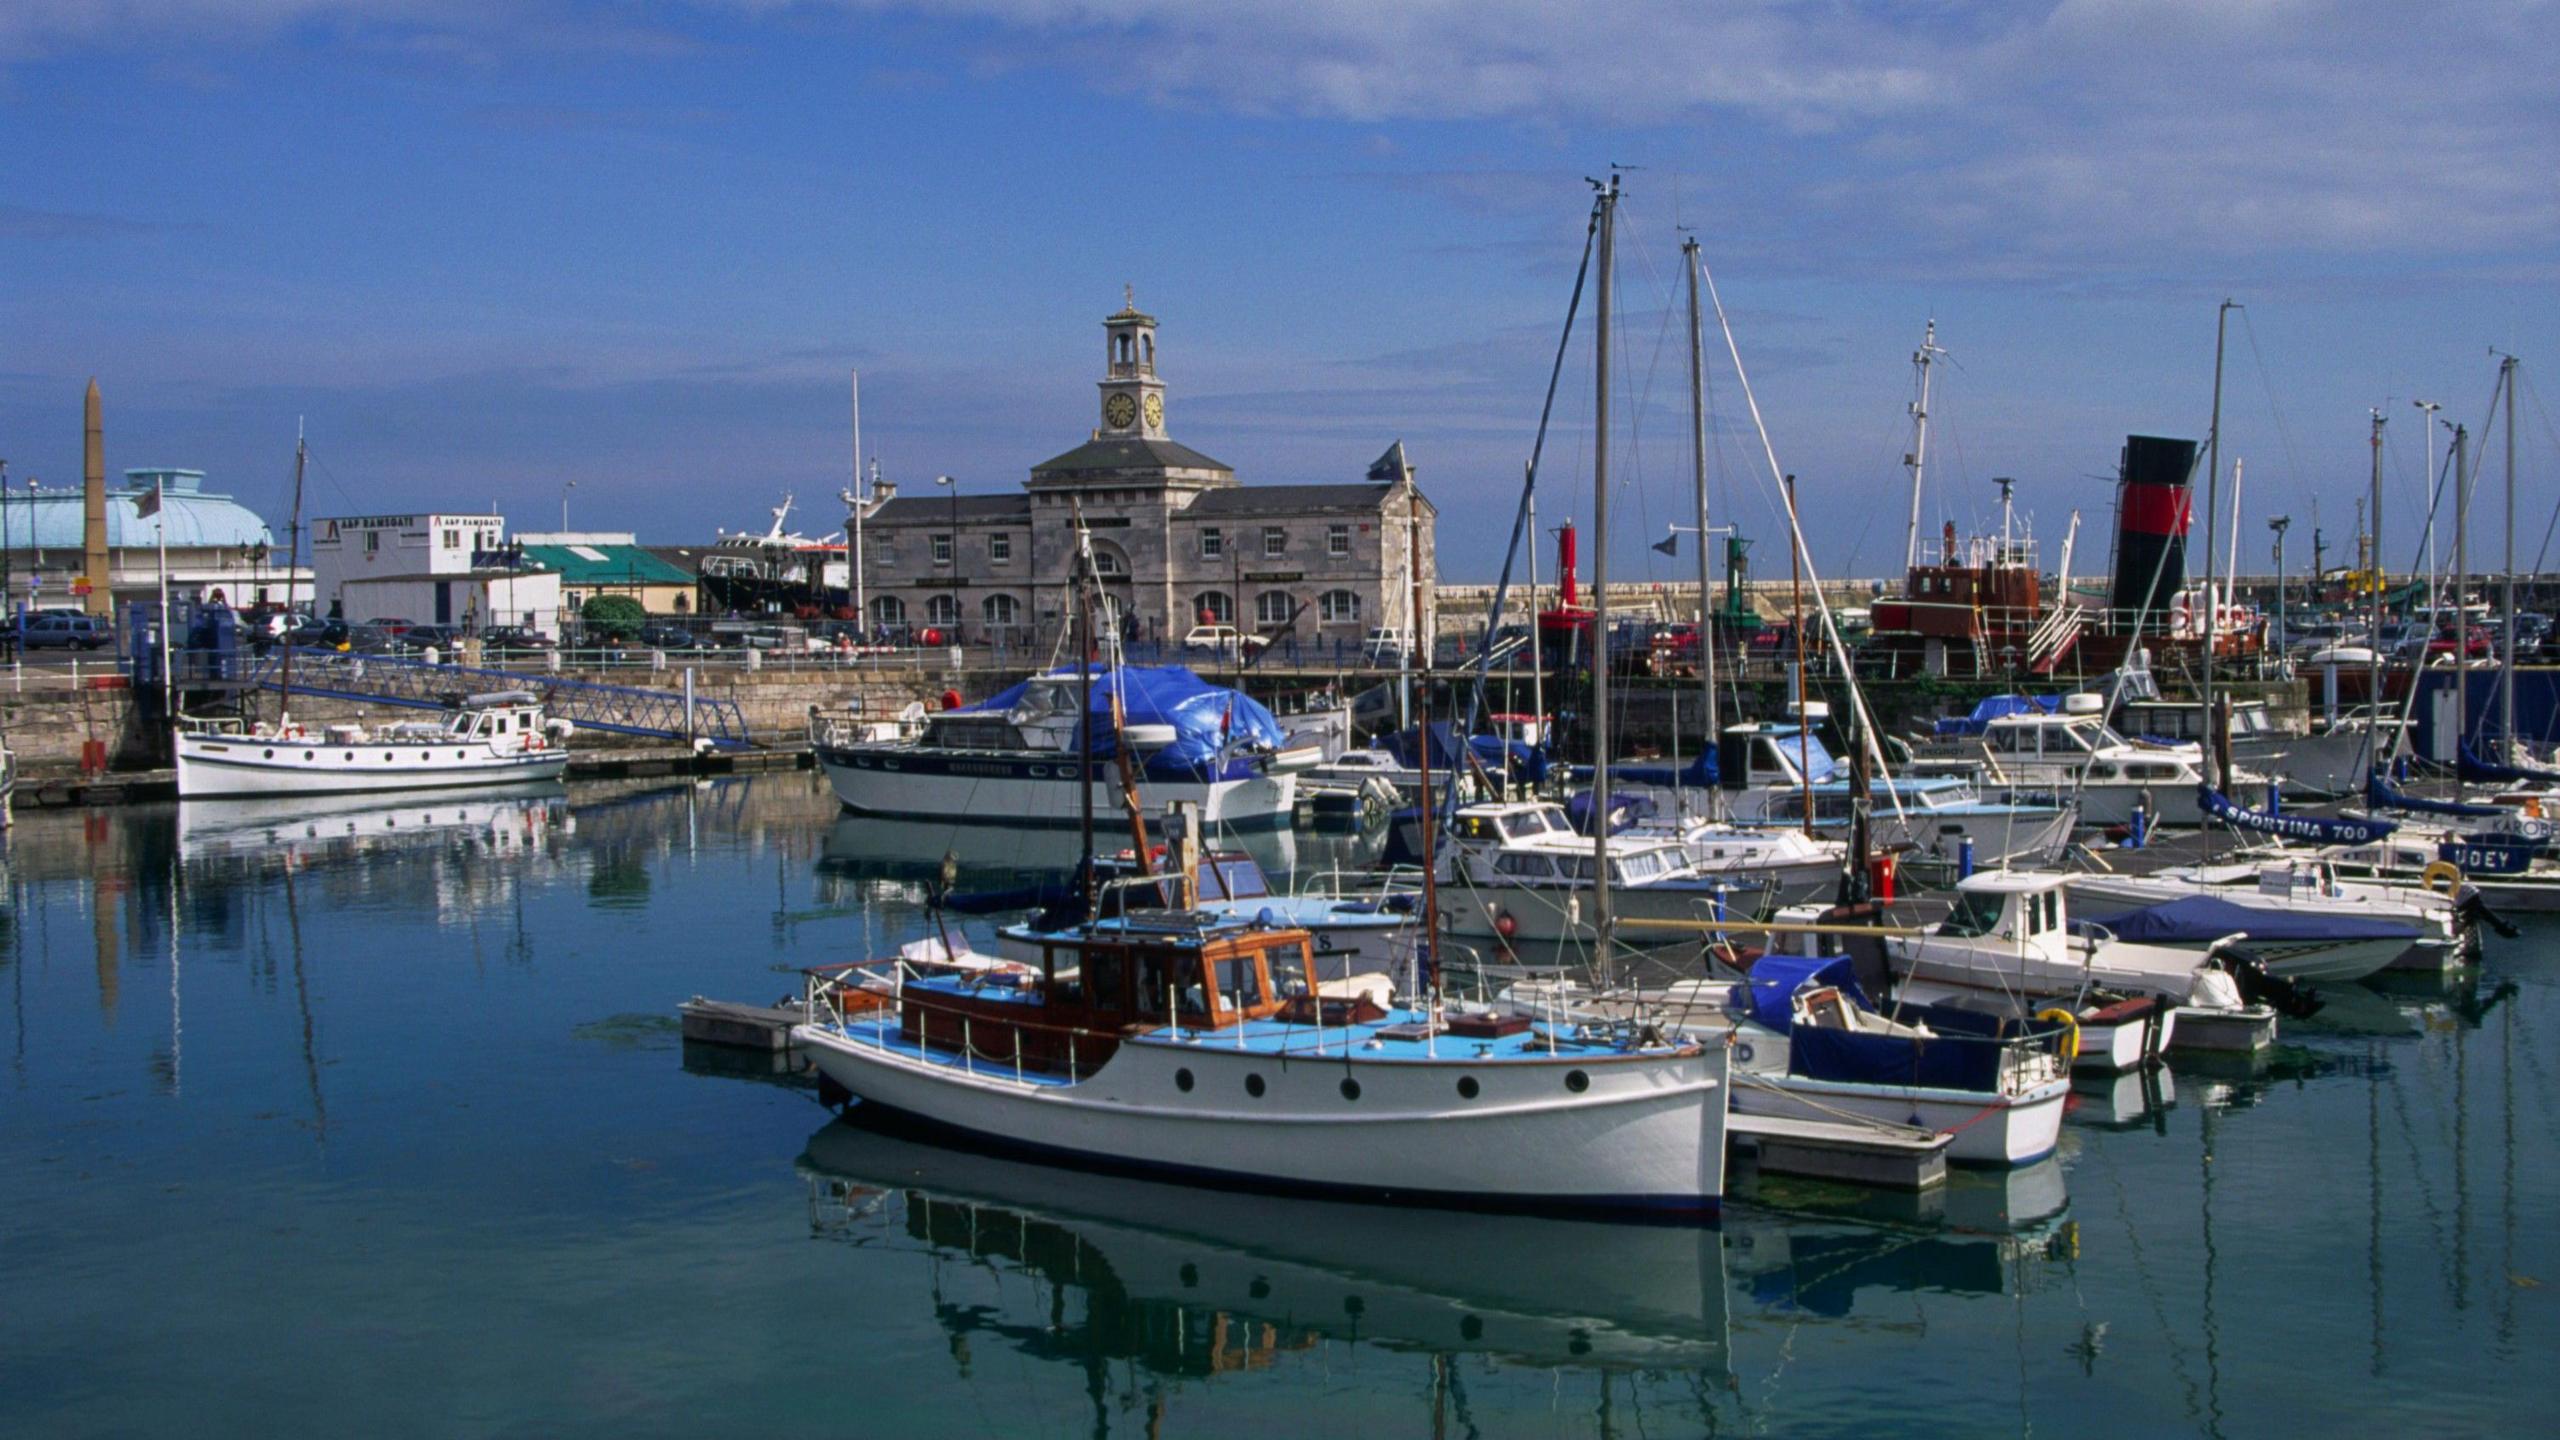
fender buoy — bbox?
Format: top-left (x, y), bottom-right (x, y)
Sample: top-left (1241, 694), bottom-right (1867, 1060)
top-left (941, 688), bottom-right (963, 711)
top-left (1493, 909), bottom-right (1517, 939)
top-left (2034, 1007), bottom-right (2081, 1063)
top-left (2422, 860), bottom-right (2464, 894)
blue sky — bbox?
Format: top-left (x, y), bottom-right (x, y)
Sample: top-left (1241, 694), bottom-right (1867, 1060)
top-left (2, 1), bottom-right (2552, 581)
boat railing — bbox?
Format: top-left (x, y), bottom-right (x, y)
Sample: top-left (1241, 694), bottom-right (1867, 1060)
top-left (1292, 864), bottom-right (1426, 908)
top-left (806, 957), bottom-right (1123, 1086)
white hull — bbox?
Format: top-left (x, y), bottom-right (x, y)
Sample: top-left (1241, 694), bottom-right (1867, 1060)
top-left (817, 748), bottom-right (1295, 829)
top-left (795, 1019), bottom-right (1729, 1217)
top-left (1440, 877), bottom-right (1755, 945)
top-left (1993, 778), bottom-right (2258, 828)
top-left (2061, 876), bottom-right (2421, 983)
top-left (2255, 726), bottom-right (2384, 799)
top-left (174, 731), bottom-right (567, 799)
top-left (1728, 1073), bottom-right (2068, 1166)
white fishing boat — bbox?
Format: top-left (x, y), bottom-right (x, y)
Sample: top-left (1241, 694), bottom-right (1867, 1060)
top-left (812, 664), bottom-right (1309, 829)
top-left (794, 909), bottom-right (1731, 1219)
top-left (1887, 871), bottom-right (2294, 1065)
top-left (1431, 800), bottom-right (1764, 946)
top-left (173, 690), bottom-right (571, 799)
top-left (2064, 856), bottom-right (2462, 973)
top-left (1948, 698), bottom-right (2266, 826)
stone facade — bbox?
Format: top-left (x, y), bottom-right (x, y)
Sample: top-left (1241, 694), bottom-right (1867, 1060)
top-left (846, 299), bottom-right (1435, 650)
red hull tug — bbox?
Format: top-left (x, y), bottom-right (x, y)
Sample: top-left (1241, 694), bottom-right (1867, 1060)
top-left (1861, 435), bottom-right (2263, 682)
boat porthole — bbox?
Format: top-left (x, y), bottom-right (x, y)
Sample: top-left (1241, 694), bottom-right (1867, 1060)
top-left (1456, 1076), bottom-right (1480, 1100)
top-left (1178, 1262), bottom-right (1198, 1288)
top-left (345, 752), bottom-right (355, 761)
top-left (1248, 1278), bottom-right (1271, 1300)
top-left (262, 749), bottom-right (274, 759)
top-left (1174, 1068), bottom-right (1194, 1092)
top-left (457, 751), bottom-right (466, 760)
top-left (1565, 1070), bottom-right (1590, 1093)
top-left (1245, 1073), bottom-right (1266, 1098)
top-left (1339, 1077), bottom-right (1361, 1101)
top-left (1460, 1315), bottom-right (1484, 1341)
top-left (1736, 1043), bottom-right (1755, 1064)
top-left (303, 751), bottom-right (314, 761)
top-left (385, 754), bottom-right (396, 762)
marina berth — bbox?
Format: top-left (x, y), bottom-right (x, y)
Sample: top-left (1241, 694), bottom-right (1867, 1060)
top-left (812, 664), bottom-right (1311, 828)
top-left (793, 908), bottom-right (1732, 1219)
top-left (171, 690), bottom-right (572, 799)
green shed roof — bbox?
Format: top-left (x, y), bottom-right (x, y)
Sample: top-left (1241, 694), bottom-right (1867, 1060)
top-left (519, 542), bottom-right (695, 586)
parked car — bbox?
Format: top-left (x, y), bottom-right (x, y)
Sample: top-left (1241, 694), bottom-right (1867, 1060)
top-left (1358, 627), bottom-right (1410, 666)
top-left (1184, 624), bottom-right (1268, 658)
top-left (482, 624), bottom-right (553, 654)
top-left (23, 613), bottom-right (110, 650)
top-left (285, 616), bottom-right (349, 649)
top-left (637, 624), bottom-right (698, 650)
top-left (398, 624), bottom-right (464, 654)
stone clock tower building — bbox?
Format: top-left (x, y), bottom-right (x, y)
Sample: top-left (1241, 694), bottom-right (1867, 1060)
top-left (852, 294), bottom-right (1435, 657)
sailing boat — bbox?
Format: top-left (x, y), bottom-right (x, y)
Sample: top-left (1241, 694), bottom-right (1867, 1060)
top-left (172, 431), bottom-right (573, 799)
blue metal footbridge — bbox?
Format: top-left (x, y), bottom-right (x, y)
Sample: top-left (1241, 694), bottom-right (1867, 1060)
top-left (236, 648), bottom-right (757, 749)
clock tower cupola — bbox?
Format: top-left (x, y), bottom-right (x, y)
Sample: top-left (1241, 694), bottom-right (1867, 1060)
top-left (1097, 287), bottom-right (1168, 440)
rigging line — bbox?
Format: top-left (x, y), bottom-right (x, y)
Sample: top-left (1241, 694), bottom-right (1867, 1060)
top-left (2238, 309), bottom-right (2309, 492)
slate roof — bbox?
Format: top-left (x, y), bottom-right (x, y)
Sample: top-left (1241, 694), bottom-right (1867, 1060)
top-left (868, 494), bottom-right (1035, 525)
top-left (1030, 436), bottom-right (1233, 478)
top-left (1182, 483), bottom-right (1415, 516)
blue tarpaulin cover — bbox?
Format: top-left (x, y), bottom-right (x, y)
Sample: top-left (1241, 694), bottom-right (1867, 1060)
top-left (1736, 955), bottom-right (1864, 1031)
top-left (1933, 694), bottom-right (2061, 738)
top-left (2079, 895), bottom-right (2418, 945)
top-left (1740, 956), bottom-right (2022, 1092)
top-left (1611, 749), bottom-right (1719, 789)
top-left (964, 666), bottom-right (1283, 777)
top-left (2366, 769), bottom-right (2506, 819)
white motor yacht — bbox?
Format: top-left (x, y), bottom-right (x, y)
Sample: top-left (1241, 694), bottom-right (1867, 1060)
top-left (173, 690), bottom-right (570, 799)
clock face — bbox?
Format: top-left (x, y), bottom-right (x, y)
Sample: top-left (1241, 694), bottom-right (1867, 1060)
top-left (1142, 393), bottom-right (1164, 430)
top-left (1104, 392), bottom-right (1138, 430)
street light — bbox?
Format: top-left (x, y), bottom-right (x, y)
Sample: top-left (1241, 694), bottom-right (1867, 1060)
top-left (2267, 515), bottom-right (2291, 659)
top-left (561, 479), bottom-right (578, 532)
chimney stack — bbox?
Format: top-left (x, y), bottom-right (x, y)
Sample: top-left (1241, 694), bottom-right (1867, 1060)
top-left (82, 378), bottom-right (110, 616)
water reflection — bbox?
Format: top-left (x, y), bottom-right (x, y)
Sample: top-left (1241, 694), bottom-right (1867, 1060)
top-left (798, 1112), bottom-right (1735, 1376)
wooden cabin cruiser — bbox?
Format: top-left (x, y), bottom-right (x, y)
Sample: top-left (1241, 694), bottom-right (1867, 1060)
top-left (1708, 953), bottom-right (2071, 1166)
top-left (1431, 800), bottom-right (1770, 946)
top-left (1887, 872), bottom-right (2292, 1067)
top-left (813, 665), bottom-right (1313, 829)
top-left (993, 847), bottom-right (1415, 991)
top-left (173, 691), bottom-right (571, 799)
top-left (794, 909), bottom-right (1731, 1218)
top-left (2065, 856), bottom-right (2461, 973)
top-left (1692, 720), bottom-right (2077, 871)
top-left (1953, 698), bottom-right (2265, 827)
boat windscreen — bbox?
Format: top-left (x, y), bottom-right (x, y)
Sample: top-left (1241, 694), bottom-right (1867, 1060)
top-left (1940, 888), bottom-right (2006, 938)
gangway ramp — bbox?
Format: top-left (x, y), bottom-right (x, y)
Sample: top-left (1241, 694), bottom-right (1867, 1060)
top-left (247, 649), bottom-right (756, 750)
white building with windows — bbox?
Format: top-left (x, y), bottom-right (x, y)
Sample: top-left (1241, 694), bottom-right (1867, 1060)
top-left (848, 296), bottom-right (1436, 651)
top-left (311, 511), bottom-right (562, 634)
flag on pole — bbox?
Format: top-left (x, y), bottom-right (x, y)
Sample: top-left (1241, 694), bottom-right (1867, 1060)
top-left (1651, 531), bottom-right (1678, 557)
top-left (133, 486), bottom-right (161, 520)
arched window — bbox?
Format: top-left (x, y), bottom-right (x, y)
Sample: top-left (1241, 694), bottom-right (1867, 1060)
top-left (1320, 590), bottom-right (1362, 624)
top-left (981, 593), bottom-right (1019, 626)
top-left (1090, 547), bottom-right (1126, 576)
top-left (925, 594), bottom-right (960, 626)
top-left (1256, 590), bottom-right (1294, 627)
top-left (870, 595), bottom-right (906, 626)
top-left (1193, 591), bottom-right (1233, 625)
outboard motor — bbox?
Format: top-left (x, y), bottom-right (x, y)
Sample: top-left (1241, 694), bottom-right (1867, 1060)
top-left (2454, 884), bottom-right (2521, 941)
top-left (2220, 953), bottom-right (2323, 1020)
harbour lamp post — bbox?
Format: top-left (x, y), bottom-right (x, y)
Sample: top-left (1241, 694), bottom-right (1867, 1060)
top-left (561, 479), bottom-right (578, 532)
top-left (2267, 515), bottom-right (2290, 667)
top-left (936, 474), bottom-right (958, 644)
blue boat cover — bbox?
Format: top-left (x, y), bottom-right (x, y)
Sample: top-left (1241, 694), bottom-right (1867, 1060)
top-left (1933, 694), bottom-right (2061, 738)
top-left (2198, 786), bottom-right (2396, 843)
top-left (2078, 895), bottom-right (2418, 945)
top-left (2366, 769), bottom-right (2507, 819)
top-left (2458, 741), bottom-right (2560, 785)
top-left (965, 666), bottom-right (1283, 777)
top-left (1564, 789), bottom-right (1658, 834)
top-left (1611, 748), bottom-right (1719, 789)
top-left (1736, 955), bottom-right (1866, 1031)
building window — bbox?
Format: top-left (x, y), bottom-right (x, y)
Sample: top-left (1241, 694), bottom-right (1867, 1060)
top-left (981, 593), bottom-right (1019, 626)
top-left (926, 594), bottom-right (959, 626)
top-left (1320, 589), bottom-right (1361, 624)
top-left (1091, 549), bottom-right (1125, 577)
top-left (871, 595), bottom-right (906, 627)
top-left (1327, 524), bottom-right (1351, 557)
top-left (989, 533), bottom-right (1013, 564)
top-left (365, 532), bottom-right (381, 555)
top-left (1199, 527), bottom-right (1223, 559)
top-left (1194, 591), bottom-right (1233, 625)
top-left (442, 529), bottom-right (461, 550)
top-left (1256, 590), bottom-right (1293, 627)
top-left (1262, 527), bottom-right (1286, 558)
top-left (932, 534), bottom-right (953, 565)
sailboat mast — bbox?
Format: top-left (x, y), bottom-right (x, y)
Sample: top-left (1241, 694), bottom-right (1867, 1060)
top-left (1075, 511), bottom-right (1096, 910)
top-left (279, 425), bottom-right (307, 719)
top-left (1588, 174), bottom-right (1618, 970)
top-left (2203, 300), bottom-right (2235, 793)
top-left (2367, 409), bottom-right (2385, 770)
top-left (2453, 422), bottom-right (2469, 757)
top-left (1526, 464), bottom-right (1545, 750)
top-left (1902, 319), bottom-right (1942, 572)
top-left (1787, 474), bottom-right (1813, 836)
top-left (1683, 237), bottom-right (1719, 810)
top-left (2499, 354), bottom-right (2518, 763)
top-left (1410, 504), bottom-right (1441, 1008)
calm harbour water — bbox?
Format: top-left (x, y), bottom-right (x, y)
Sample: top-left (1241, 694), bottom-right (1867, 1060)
top-left (2, 772), bottom-right (2552, 1438)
